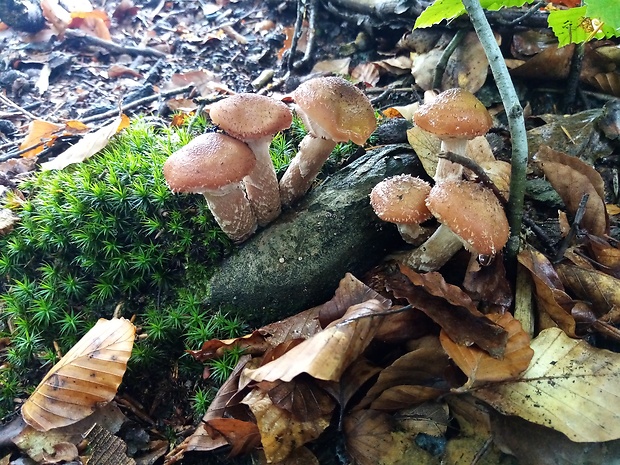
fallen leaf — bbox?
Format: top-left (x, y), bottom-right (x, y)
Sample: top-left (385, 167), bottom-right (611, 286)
top-left (517, 247), bottom-right (577, 335)
top-left (355, 335), bottom-right (449, 410)
top-left (474, 327), bottom-right (620, 442)
top-left (317, 273), bottom-right (391, 327)
top-left (556, 263), bottom-right (620, 317)
top-left (395, 401), bottom-right (450, 437)
top-left (186, 355), bottom-right (252, 452)
top-left (19, 120), bottom-right (64, 157)
top-left (319, 357), bottom-right (382, 412)
top-left (258, 378), bottom-right (336, 422)
top-left (440, 312), bottom-right (533, 388)
top-left (256, 446), bottom-right (319, 465)
top-left (351, 62), bottom-right (380, 86)
top-left (40, 115), bottom-right (128, 170)
top-left (440, 31), bottom-right (495, 93)
top-left (343, 409), bottom-right (435, 465)
top-left (385, 265), bottom-right (508, 358)
top-left (21, 318), bottom-right (134, 432)
top-left (586, 234), bottom-right (620, 278)
top-left (407, 123), bottom-right (441, 179)
top-left (533, 145), bottom-right (608, 236)
top-left (242, 389), bottom-right (330, 463)
top-left (245, 300), bottom-right (390, 383)
top-left (311, 58), bottom-right (351, 76)
top-left (204, 418), bottom-right (261, 457)
top-left (189, 331), bottom-right (270, 362)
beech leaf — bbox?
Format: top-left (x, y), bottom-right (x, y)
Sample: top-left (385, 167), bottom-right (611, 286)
top-left (474, 327), bottom-right (620, 442)
top-left (242, 389), bottom-right (331, 463)
top-left (556, 263), bottom-right (620, 317)
top-left (439, 312), bottom-right (533, 388)
top-left (244, 300), bottom-right (390, 383)
top-left (21, 318), bottom-right (135, 432)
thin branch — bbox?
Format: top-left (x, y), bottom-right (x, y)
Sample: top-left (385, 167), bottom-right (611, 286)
top-left (0, 93), bottom-right (39, 120)
top-left (433, 29), bottom-right (467, 90)
top-left (461, 0), bottom-right (529, 276)
top-left (64, 29), bottom-right (167, 58)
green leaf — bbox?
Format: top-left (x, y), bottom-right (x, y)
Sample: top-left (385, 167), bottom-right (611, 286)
top-left (415, 0), bottom-right (538, 28)
top-left (548, 6), bottom-right (619, 47)
top-left (414, 0), bottom-right (465, 28)
top-left (585, 0), bottom-right (620, 33)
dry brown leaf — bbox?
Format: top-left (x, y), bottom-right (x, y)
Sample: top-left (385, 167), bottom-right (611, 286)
top-left (311, 58), bottom-right (351, 75)
top-left (534, 145), bottom-right (608, 236)
top-left (556, 263), bottom-right (620, 317)
top-left (440, 31), bottom-right (494, 93)
top-left (21, 318), bottom-right (134, 432)
top-left (511, 44), bottom-right (575, 81)
top-left (186, 355), bottom-right (252, 452)
top-left (370, 385), bottom-right (445, 411)
top-left (170, 69), bottom-right (232, 96)
top-left (463, 254), bottom-right (513, 312)
top-left (317, 273), bottom-right (391, 327)
top-left (258, 306), bottom-right (323, 348)
top-left (517, 247), bottom-right (577, 335)
top-left (440, 312), bottom-right (533, 388)
top-left (69, 10), bottom-right (111, 40)
top-left (385, 265), bottom-right (508, 357)
top-left (351, 62), bottom-right (380, 86)
top-left (319, 357), bottom-right (382, 412)
top-left (586, 234), bottom-right (620, 278)
top-left (19, 120), bottom-right (64, 157)
top-left (395, 401), bottom-right (450, 437)
top-left (189, 331), bottom-right (270, 362)
top-left (204, 418), bottom-right (261, 457)
top-left (343, 409), bottom-right (435, 465)
top-left (41, 115), bottom-right (129, 171)
top-left (244, 300), bottom-right (390, 383)
top-left (475, 327), bottom-right (620, 442)
top-left (256, 446), bottom-right (319, 465)
top-left (258, 378), bottom-right (336, 422)
top-left (356, 335), bottom-right (449, 410)
top-left (242, 389), bottom-right (330, 463)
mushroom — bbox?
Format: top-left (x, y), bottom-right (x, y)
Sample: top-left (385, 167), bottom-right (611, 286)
top-left (209, 93), bottom-right (292, 226)
top-left (370, 174), bottom-right (433, 244)
top-left (425, 178), bottom-right (509, 264)
top-left (163, 133), bottom-right (258, 243)
top-left (413, 88), bottom-right (492, 180)
top-left (279, 76), bottom-right (376, 206)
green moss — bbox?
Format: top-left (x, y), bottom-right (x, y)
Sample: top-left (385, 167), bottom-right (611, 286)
top-left (0, 118), bottom-right (245, 421)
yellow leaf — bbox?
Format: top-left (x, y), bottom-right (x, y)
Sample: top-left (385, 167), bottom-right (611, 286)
top-left (474, 327), bottom-right (620, 442)
top-left (22, 318), bottom-right (135, 432)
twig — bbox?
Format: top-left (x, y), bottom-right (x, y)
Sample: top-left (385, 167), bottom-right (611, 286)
top-left (553, 193), bottom-right (589, 263)
top-left (80, 84), bottom-right (193, 124)
top-left (64, 29), bottom-right (167, 58)
top-left (433, 29), bottom-right (467, 90)
top-left (0, 92), bottom-right (39, 120)
top-left (495, 0), bottom-right (547, 26)
top-left (294, 0), bottom-right (319, 70)
top-left (438, 151), bottom-right (506, 206)
top-left (461, 0), bottom-right (529, 276)
top-left (288, 0), bottom-right (306, 72)
top-left (563, 42), bottom-right (585, 113)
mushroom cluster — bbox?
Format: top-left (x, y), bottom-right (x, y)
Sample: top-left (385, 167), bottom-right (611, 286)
top-left (163, 76), bottom-right (376, 243)
top-left (370, 88), bottom-right (510, 269)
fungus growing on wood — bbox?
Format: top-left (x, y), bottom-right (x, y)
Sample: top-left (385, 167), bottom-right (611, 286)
top-left (414, 88), bottom-right (492, 180)
top-left (426, 178), bottom-right (509, 264)
top-left (370, 174), bottom-right (432, 244)
top-left (210, 93), bottom-right (292, 226)
top-left (163, 133), bottom-right (258, 243)
top-left (279, 76), bottom-right (376, 206)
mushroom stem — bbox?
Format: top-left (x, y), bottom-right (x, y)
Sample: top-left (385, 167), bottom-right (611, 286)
top-left (279, 134), bottom-right (337, 206)
top-left (436, 139), bottom-right (468, 180)
top-left (203, 183), bottom-right (257, 243)
top-left (402, 223), bottom-right (464, 272)
top-left (244, 138), bottom-right (281, 226)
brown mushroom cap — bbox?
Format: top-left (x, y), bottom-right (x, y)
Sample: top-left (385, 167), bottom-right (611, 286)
top-left (209, 94), bottom-right (292, 140)
top-left (426, 178), bottom-right (509, 255)
top-left (163, 133), bottom-right (256, 193)
top-left (370, 175), bottom-right (432, 224)
top-left (292, 76), bottom-right (376, 145)
top-left (413, 88), bottom-right (492, 139)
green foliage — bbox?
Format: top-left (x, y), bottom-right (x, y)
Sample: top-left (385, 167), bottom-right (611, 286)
top-left (191, 386), bottom-right (216, 420)
top-left (415, 0), bottom-right (620, 46)
top-left (548, 5), bottom-right (619, 46)
top-left (415, 0), bottom-right (537, 28)
top-left (0, 118), bottom-right (247, 419)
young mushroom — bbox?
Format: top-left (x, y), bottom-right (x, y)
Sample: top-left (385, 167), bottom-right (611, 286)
top-left (279, 76), bottom-right (377, 206)
top-left (209, 93), bottom-right (292, 226)
top-left (413, 88), bottom-right (492, 180)
top-left (370, 174), bottom-right (433, 244)
top-left (163, 133), bottom-right (258, 243)
top-left (425, 178), bottom-right (509, 265)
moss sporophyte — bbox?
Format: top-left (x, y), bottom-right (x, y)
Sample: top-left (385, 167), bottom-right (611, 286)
top-left (0, 119), bottom-right (248, 420)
